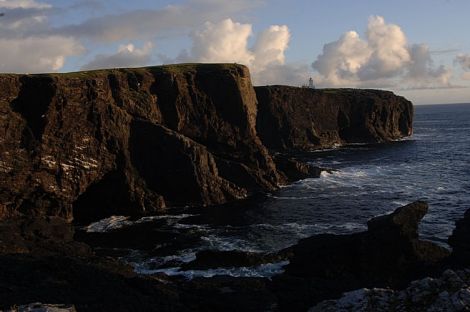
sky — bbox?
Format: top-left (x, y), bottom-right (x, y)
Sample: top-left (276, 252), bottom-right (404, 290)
top-left (1, 0), bottom-right (470, 104)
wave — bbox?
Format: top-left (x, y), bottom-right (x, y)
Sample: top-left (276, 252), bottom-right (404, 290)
top-left (84, 213), bottom-right (198, 233)
top-left (134, 261), bottom-right (290, 279)
top-left (85, 216), bottom-right (133, 233)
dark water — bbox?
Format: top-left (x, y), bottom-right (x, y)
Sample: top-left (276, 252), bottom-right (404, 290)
top-left (88, 103), bottom-right (470, 277)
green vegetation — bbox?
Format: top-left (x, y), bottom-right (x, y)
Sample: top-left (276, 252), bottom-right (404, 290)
top-left (0, 63), bottom-right (248, 79)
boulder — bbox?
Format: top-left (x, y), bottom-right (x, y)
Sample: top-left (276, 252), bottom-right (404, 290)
top-left (272, 201), bottom-right (450, 311)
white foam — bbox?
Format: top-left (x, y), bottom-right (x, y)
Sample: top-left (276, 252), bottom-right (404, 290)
top-left (200, 235), bottom-right (261, 252)
top-left (135, 261), bottom-right (290, 279)
top-left (85, 216), bottom-right (132, 233)
top-left (84, 213), bottom-right (198, 232)
top-left (173, 223), bottom-right (210, 230)
top-left (250, 222), bottom-right (367, 236)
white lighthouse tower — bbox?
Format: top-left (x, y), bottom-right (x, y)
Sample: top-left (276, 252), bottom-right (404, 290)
top-left (308, 77), bottom-right (315, 89)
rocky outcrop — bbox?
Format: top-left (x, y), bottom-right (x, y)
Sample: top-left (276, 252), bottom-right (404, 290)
top-left (1, 201), bottom-right (457, 312)
top-left (0, 65), bottom-right (412, 223)
top-left (449, 209), bottom-right (470, 267)
top-left (255, 86), bottom-right (413, 151)
top-left (310, 269), bottom-right (470, 312)
top-left (272, 201), bottom-right (449, 311)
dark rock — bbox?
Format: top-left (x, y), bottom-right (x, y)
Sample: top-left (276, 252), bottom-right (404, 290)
top-left (272, 201), bottom-right (450, 311)
top-left (255, 86), bottom-right (413, 151)
top-left (179, 277), bottom-right (278, 312)
top-left (367, 200), bottom-right (428, 239)
top-left (0, 217), bottom-right (90, 256)
top-left (0, 64), bottom-right (281, 223)
top-left (272, 155), bottom-right (323, 182)
top-left (448, 208), bottom-right (470, 266)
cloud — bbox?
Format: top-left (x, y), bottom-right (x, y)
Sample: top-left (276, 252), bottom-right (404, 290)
top-left (0, 0), bottom-right (84, 73)
top-left (54, 0), bottom-right (264, 42)
top-left (0, 0), bottom-right (267, 74)
top-left (252, 25), bottom-right (290, 70)
top-left (0, 36), bottom-right (83, 73)
top-left (189, 19), bottom-right (254, 65)
top-left (166, 18), bottom-right (296, 85)
top-left (406, 44), bottom-right (452, 87)
top-left (455, 54), bottom-right (470, 80)
top-left (312, 16), bottom-right (452, 89)
top-left (81, 42), bottom-right (153, 70)
top-left (0, 0), bottom-right (50, 9)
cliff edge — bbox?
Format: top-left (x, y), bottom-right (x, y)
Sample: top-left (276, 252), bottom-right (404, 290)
top-left (0, 64), bottom-right (413, 222)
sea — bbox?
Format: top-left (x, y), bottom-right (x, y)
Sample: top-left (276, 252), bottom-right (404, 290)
top-left (85, 103), bottom-right (470, 278)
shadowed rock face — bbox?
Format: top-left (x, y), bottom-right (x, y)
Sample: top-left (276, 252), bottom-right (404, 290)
top-left (255, 86), bottom-right (413, 151)
top-left (448, 208), bottom-right (470, 266)
top-left (0, 65), bottom-right (413, 222)
top-left (0, 65), bottom-right (282, 222)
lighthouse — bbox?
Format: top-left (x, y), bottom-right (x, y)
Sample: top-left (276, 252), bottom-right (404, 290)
top-left (308, 77), bottom-right (315, 89)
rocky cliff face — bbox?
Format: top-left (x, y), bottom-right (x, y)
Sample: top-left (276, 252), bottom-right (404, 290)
top-left (0, 64), bottom-right (283, 222)
top-left (255, 86), bottom-right (413, 151)
top-left (0, 64), bottom-right (413, 222)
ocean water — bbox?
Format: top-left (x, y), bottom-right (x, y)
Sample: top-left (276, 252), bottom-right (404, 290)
top-left (88, 103), bottom-right (470, 277)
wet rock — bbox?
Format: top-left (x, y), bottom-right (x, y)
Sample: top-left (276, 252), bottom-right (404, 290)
top-left (272, 201), bottom-right (450, 311)
top-left (272, 155), bottom-right (322, 182)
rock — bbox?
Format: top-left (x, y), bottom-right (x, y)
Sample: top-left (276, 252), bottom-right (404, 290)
top-left (272, 201), bottom-right (450, 311)
top-left (310, 269), bottom-right (470, 312)
top-left (255, 86), bottom-right (413, 151)
top-left (179, 276), bottom-right (278, 312)
top-left (0, 217), bottom-right (90, 256)
top-left (272, 155), bottom-right (323, 182)
top-left (448, 208), bottom-right (470, 266)
top-left (0, 64), bottom-right (281, 223)
top-left (0, 65), bottom-right (414, 223)
top-left (367, 200), bottom-right (428, 239)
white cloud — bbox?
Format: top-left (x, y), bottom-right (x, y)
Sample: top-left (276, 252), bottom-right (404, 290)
top-left (0, 0), bottom-right (50, 9)
top-left (167, 18), bottom-right (295, 85)
top-left (312, 16), bottom-right (452, 89)
top-left (406, 44), bottom-right (452, 87)
top-left (190, 19), bottom-right (254, 65)
top-left (55, 0), bottom-right (264, 42)
top-left (0, 36), bottom-right (83, 73)
top-left (0, 0), bottom-right (84, 73)
top-left (82, 42), bottom-right (153, 70)
top-left (252, 25), bottom-right (290, 70)
top-left (455, 54), bottom-right (470, 80)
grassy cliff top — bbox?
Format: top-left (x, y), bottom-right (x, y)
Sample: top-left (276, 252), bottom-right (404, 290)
top-left (0, 63), bottom-right (250, 79)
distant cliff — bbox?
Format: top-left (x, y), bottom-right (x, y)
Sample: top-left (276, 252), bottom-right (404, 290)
top-left (255, 86), bottom-right (413, 151)
top-left (0, 64), bottom-right (413, 222)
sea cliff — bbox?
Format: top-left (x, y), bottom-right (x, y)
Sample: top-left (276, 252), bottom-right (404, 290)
top-left (0, 64), bottom-right (413, 223)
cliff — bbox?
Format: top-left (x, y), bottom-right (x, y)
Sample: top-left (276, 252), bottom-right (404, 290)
top-left (255, 86), bottom-right (413, 151)
top-left (0, 64), bottom-right (413, 222)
